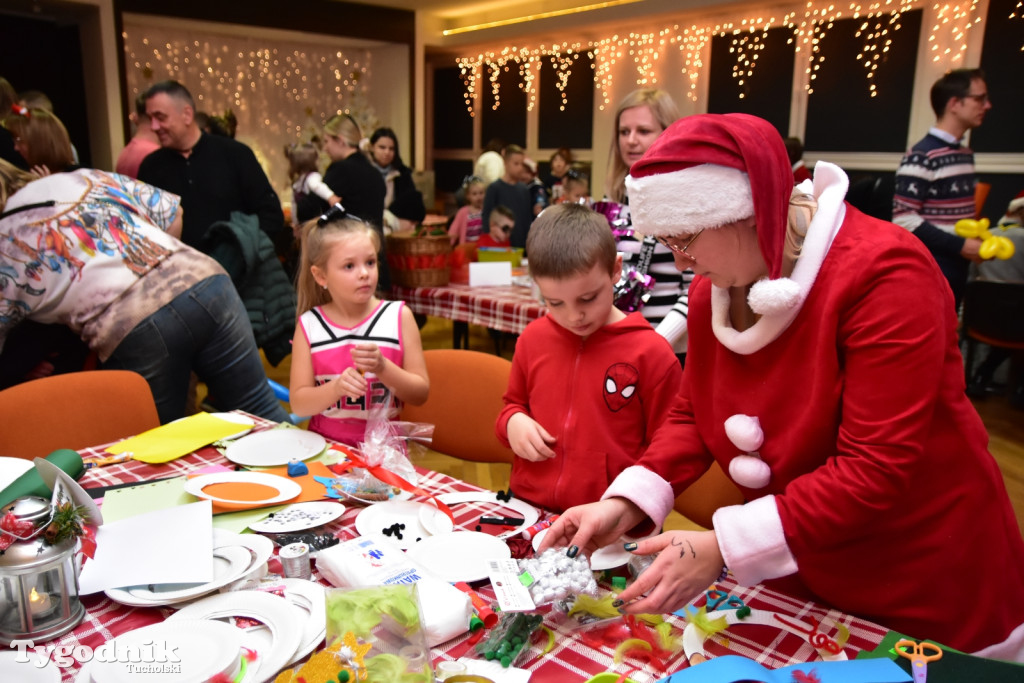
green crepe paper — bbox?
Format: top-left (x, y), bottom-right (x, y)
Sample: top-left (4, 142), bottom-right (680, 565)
top-left (0, 449), bottom-right (84, 509)
top-left (857, 630), bottom-right (1024, 682)
top-left (365, 653), bottom-right (431, 682)
top-left (325, 585), bottom-right (423, 641)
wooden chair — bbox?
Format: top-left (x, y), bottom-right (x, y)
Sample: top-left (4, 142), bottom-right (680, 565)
top-left (0, 370), bottom-right (160, 459)
top-left (672, 461), bottom-right (745, 530)
top-left (399, 349), bottom-right (514, 464)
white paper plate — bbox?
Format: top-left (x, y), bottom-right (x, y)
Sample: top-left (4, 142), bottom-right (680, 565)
top-left (224, 430), bottom-right (326, 467)
top-left (88, 619), bottom-right (244, 683)
top-left (270, 579), bottom-right (326, 666)
top-left (354, 500), bottom-right (453, 550)
top-left (0, 457), bottom-right (33, 492)
top-left (531, 527), bottom-right (632, 571)
top-left (33, 457), bottom-right (103, 525)
top-left (0, 648), bottom-right (61, 683)
top-left (435, 491), bottom-right (539, 539)
top-left (406, 531), bottom-right (512, 583)
top-left (184, 472), bottom-right (302, 507)
top-left (214, 529), bottom-right (275, 581)
top-left (168, 590), bottom-right (304, 681)
top-left (104, 544), bottom-right (252, 606)
top-left (247, 501), bottom-right (346, 533)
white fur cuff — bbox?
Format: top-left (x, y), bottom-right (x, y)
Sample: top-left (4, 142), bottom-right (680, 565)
top-left (626, 164), bottom-right (754, 237)
top-left (712, 495), bottom-right (798, 585)
top-left (603, 465), bottom-right (675, 528)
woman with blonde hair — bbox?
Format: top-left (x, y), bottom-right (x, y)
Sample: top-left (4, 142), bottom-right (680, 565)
top-left (2, 107), bottom-right (75, 175)
top-left (605, 89), bottom-right (691, 365)
top-left (321, 113), bottom-right (389, 289)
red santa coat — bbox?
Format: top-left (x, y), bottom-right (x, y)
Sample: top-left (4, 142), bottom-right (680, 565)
top-left (496, 312), bottom-right (682, 512)
top-left (606, 162), bottom-right (1024, 656)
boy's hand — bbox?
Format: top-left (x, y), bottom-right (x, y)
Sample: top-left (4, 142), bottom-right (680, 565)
top-left (350, 343), bottom-right (385, 375)
top-left (507, 413), bottom-right (556, 461)
top-left (332, 368), bottom-right (368, 402)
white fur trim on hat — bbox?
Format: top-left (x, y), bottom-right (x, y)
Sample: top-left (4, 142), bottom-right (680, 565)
top-left (626, 164), bottom-right (754, 237)
top-left (747, 277), bottom-right (802, 316)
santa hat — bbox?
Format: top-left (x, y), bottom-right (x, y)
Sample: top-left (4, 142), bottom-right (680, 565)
top-left (1009, 190), bottom-right (1024, 215)
top-left (626, 113), bottom-right (801, 315)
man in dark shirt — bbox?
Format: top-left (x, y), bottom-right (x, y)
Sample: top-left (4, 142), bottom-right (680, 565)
top-left (137, 80), bottom-right (283, 249)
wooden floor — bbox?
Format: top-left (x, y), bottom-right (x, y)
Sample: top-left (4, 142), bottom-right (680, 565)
top-left (264, 315), bottom-right (1024, 535)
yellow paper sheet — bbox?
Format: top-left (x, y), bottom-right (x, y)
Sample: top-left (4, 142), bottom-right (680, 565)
top-left (107, 413), bottom-right (252, 464)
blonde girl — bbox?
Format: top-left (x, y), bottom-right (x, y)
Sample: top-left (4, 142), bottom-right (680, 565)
top-left (448, 176), bottom-right (486, 246)
top-left (284, 141), bottom-right (340, 227)
top-left (289, 206), bottom-right (429, 445)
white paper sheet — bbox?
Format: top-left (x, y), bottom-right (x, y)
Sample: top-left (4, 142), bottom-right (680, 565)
top-left (470, 261), bottom-right (512, 286)
top-left (78, 500), bottom-right (214, 595)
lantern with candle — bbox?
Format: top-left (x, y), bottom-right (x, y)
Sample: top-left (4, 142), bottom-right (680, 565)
top-left (0, 496), bottom-right (87, 644)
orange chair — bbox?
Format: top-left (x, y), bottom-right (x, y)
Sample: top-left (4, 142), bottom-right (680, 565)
top-left (399, 349), bottom-right (514, 464)
top-left (975, 181), bottom-right (991, 218)
top-left (0, 370), bottom-right (160, 459)
top-left (672, 461), bottom-right (745, 529)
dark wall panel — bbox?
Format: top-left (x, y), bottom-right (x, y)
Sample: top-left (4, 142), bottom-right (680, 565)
top-left (433, 66), bottom-right (474, 150)
top-left (804, 11), bottom-right (920, 152)
top-left (971, 0), bottom-right (1024, 153)
top-left (538, 54), bottom-right (594, 150)
top-left (481, 64), bottom-right (527, 149)
top-left (434, 159), bottom-right (474, 195)
top-left (707, 26), bottom-right (795, 137)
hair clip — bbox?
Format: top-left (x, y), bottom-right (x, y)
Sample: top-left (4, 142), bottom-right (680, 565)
top-left (565, 168), bottom-right (588, 181)
top-left (461, 174), bottom-right (484, 188)
top-left (318, 203), bottom-right (350, 226)
top-left (10, 104), bottom-right (29, 118)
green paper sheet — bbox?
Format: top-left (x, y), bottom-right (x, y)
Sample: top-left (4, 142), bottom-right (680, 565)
top-left (0, 449), bottom-right (83, 508)
top-left (98, 476), bottom-right (286, 533)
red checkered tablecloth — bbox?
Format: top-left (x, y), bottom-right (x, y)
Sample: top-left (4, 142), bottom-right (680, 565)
top-left (42, 414), bottom-right (887, 682)
top-left (392, 283), bottom-right (546, 335)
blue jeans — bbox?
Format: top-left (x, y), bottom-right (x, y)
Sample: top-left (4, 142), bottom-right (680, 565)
top-left (102, 275), bottom-right (290, 424)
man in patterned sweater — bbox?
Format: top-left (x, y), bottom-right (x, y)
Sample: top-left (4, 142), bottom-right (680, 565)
top-left (893, 68), bottom-right (992, 308)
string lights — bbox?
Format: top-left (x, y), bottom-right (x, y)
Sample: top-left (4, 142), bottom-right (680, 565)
top-left (123, 22), bottom-right (376, 199)
top-left (456, 0), bottom-right (1010, 109)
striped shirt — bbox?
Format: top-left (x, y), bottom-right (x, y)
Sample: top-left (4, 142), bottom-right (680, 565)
top-left (893, 129), bottom-right (976, 235)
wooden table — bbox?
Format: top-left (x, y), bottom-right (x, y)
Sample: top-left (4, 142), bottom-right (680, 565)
top-left (42, 415), bottom-right (890, 682)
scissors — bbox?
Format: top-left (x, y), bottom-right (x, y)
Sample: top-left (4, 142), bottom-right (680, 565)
top-left (895, 638), bottom-right (943, 683)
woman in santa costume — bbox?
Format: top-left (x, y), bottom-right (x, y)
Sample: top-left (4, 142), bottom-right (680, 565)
top-left (541, 113), bottom-right (1024, 660)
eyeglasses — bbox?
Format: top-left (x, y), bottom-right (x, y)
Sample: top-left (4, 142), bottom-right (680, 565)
top-left (655, 229), bottom-right (704, 263)
top-left (962, 92), bottom-right (990, 104)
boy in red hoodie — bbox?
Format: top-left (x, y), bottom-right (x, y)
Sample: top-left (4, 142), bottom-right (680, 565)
top-left (496, 203), bottom-right (683, 512)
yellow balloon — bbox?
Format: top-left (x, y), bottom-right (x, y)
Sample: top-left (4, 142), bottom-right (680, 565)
top-left (979, 238), bottom-right (999, 260)
top-left (955, 219), bottom-right (980, 238)
top-left (994, 236), bottom-right (1016, 260)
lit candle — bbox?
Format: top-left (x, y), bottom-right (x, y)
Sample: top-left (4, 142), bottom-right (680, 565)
top-left (28, 588), bottom-right (52, 616)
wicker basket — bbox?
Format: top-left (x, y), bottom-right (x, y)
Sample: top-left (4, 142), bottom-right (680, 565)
top-left (385, 233), bottom-right (452, 288)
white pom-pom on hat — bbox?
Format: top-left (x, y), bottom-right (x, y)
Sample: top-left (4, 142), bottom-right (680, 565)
top-left (724, 414), bottom-right (764, 452)
top-left (729, 454), bottom-right (772, 489)
top-left (747, 277), bottom-right (803, 316)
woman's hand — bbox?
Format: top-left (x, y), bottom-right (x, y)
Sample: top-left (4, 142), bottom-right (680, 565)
top-left (538, 498), bottom-right (645, 557)
top-left (330, 367), bottom-right (368, 402)
top-left (507, 413), bottom-right (556, 461)
top-left (30, 165), bottom-right (51, 178)
top-left (349, 343), bottom-right (385, 375)
top-left (614, 530), bottom-right (724, 615)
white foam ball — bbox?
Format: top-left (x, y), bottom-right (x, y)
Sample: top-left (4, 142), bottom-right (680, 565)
top-left (729, 454), bottom-right (772, 489)
top-left (748, 277), bottom-right (802, 316)
top-left (724, 414), bottom-right (763, 452)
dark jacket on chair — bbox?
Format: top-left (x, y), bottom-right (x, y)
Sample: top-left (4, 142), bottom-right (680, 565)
top-left (202, 212), bottom-right (296, 366)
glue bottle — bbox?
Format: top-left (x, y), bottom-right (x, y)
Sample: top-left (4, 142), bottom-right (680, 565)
top-left (521, 515), bottom-right (559, 541)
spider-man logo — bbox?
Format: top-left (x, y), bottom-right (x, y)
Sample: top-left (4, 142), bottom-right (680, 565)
top-left (603, 363), bottom-right (639, 412)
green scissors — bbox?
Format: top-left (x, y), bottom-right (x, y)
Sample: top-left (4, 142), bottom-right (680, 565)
top-left (895, 638), bottom-right (943, 683)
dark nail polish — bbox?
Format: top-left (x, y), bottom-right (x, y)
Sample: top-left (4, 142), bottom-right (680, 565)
top-left (612, 599), bottom-right (623, 608)
top-left (567, 545), bottom-right (579, 558)
top-left (623, 541), bottom-right (638, 551)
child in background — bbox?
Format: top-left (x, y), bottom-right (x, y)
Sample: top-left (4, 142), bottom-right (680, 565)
top-left (559, 170), bottom-right (590, 205)
top-left (285, 142), bottom-right (341, 230)
top-left (495, 203), bottom-right (683, 512)
top-left (477, 205), bottom-right (515, 248)
top-left (448, 176), bottom-right (486, 246)
top-left (482, 144), bottom-right (534, 249)
top-left (289, 205), bottom-right (429, 445)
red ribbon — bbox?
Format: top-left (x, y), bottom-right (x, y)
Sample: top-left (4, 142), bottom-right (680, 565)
top-left (327, 444), bottom-right (454, 522)
top-left (0, 512), bottom-right (35, 551)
